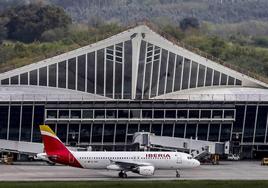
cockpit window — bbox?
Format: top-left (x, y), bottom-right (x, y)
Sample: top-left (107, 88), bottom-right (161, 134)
top-left (187, 156), bottom-right (193, 160)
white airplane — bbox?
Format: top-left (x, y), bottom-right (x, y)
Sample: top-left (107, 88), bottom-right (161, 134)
top-left (40, 125), bottom-right (200, 178)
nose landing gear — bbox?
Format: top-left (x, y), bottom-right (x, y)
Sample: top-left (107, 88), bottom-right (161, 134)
top-left (176, 169), bottom-right (180, 178)
top-left (118, 171), bottom-right (128, 178)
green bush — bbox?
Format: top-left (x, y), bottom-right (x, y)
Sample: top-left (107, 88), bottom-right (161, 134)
top-left (253, 36), bottom-right (268, 48)
top-left (40, 28), bottom-right (68, 42)
top-left (1, 4), bottom-right (72, 43)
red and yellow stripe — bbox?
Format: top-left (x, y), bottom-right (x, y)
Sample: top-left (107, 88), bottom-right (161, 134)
top-left (39, 125), bottom-right (82, 168)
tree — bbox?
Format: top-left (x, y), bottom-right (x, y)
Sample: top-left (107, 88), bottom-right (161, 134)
top-left (0, 18), bottom-right (8, 44)
top-left (2, 4), bottom-right (72, 43)
top-left (179, 17), bottom-right (200, 31)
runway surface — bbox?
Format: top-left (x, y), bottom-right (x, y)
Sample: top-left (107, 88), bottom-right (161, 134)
top-left (0, 161), bottom-right (268, 181)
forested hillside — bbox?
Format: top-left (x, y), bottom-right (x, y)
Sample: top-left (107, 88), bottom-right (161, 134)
top-left (2, 0), bottom-right (268, 25)
top-left (0, 1), bottom-right (268, 82)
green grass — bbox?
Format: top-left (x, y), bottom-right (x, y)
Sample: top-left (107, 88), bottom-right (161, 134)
top-left (0, 181), bottom-right (268, 188)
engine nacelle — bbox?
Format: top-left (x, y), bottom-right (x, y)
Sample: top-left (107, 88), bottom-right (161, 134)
top-left (106, 164), bottom-right (122, 171)
top-left (133, 166), bottom-right (155, 176)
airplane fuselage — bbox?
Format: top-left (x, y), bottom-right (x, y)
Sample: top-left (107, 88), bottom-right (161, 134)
top-left (68, 151), bottom-right (199, 170)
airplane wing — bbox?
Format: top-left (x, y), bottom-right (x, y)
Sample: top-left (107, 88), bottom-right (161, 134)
top-left (110, 160), bottom-right (152, 170)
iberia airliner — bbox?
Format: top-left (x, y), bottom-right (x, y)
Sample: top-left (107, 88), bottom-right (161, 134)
top-left (40, 125), bottom-right (200, 178)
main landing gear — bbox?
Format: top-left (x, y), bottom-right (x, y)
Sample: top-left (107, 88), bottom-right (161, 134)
top-left (176, 169), bottom-right (180, 178)
top-left (118, 171), bottom-right (128, 178)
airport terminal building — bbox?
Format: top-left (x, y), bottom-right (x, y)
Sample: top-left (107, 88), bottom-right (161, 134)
top-left (1, 24), bottom-right (268, 158)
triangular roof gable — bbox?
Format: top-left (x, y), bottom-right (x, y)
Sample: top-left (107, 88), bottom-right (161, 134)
top-left (0, 24), bottom-right (267, 100)
top-left (138, 24), bottom-right (268, 89)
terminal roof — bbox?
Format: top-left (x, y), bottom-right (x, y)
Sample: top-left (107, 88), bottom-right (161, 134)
top-left (0, 86), bottom-right (109, 101)
top-left (153, 87), bottom-right (268, 102)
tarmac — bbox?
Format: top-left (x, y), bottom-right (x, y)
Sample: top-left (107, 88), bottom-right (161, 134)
top-left (0, 161), bottom-right (268, 181)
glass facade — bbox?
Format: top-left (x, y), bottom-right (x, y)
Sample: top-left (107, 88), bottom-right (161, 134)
top-left (20, 73), bottom-right (28, 85)
top-left (158, 49), bottom-right (168, 96)
top-left (197, 124), bottom-right (208, 140)
top-left (243, 106), bottom-right (257, 143)
top-left (32, 106), bottom-right (45, 142)
top-left (0, 106), bottom-right (8, 139)
top-left (58, 61), bottom-right (66, 88)
top-left (124, 41), bottom-right (132, 99)
top-left (135, 40), bottom-right (243, 99)
top-left (39, 67), bottom-right (47, 86)
top-left (30, 70), bottom-right (37, 85)
top-left (20, 106), bottom-right (33, 142)
top-left (190, 62), bottom-right (198, 88)
top-left (0, 101), bottom-right (267, 157)
top-left (209, 124), bottom-right (220, 141)
top-left (96, 50), bottom-right (104, 95)
top-left (80, 123), bottom-right (91, 143)
top-left (49, 64), bottom-right (57, 87)
top-left (9, 106), bottom-right (21, 141)
top-left (68, 58), bottom-right (76, 90)
top-left (77, 55), bottom-right (86, 92)
top-left (11, 75), bottom-right (18, 85)
top-left (255, 106), bottom-right (268, 143)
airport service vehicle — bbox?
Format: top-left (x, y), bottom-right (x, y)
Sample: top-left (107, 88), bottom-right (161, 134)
top-left (40, 125), bottom-right (200, 178)
top-left (261, 158), bottom-right (268, 166)
top-left (34, 153), bottom-right (56, 165)
top-left (227, 154), bottom-right (240, 161)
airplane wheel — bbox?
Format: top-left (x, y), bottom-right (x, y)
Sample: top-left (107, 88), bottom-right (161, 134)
top-left (118, 172), bottom-right (123, 178)
top-left (46, 161), bottom-right (56, 166)
top-left (118, 171), bottom-right (127, 178)
top-left (176, 169), bottom-right (180, 178)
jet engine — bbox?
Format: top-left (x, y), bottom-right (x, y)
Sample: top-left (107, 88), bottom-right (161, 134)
top-left (133, 166), bottom-right (155, 176)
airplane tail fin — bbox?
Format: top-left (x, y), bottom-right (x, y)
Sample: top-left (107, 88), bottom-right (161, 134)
top-left (39, 125), bottom-right (82, 168)
top-left (39, 125), bottom-right (68, 155)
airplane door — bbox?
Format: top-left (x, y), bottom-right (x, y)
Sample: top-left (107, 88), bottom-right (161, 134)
top-left (176, 156), bottom-right (182, 164)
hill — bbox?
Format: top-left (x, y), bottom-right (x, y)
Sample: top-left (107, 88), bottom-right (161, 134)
top-left (0, 2), bottom-right (268, 83)
top-left (2, 0), bottom-right (268, 25)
